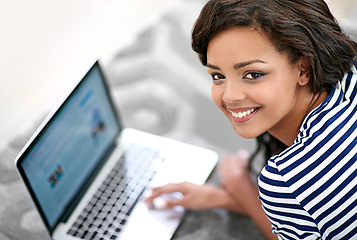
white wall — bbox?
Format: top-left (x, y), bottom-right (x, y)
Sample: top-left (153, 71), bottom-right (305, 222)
top-left (0, 0), bottom-right (174, 145)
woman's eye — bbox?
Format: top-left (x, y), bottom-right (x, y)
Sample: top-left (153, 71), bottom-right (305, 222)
top-left (211, 73), bottom-right (225, 81)
top-left (244, 72), bottom-right (264, 80)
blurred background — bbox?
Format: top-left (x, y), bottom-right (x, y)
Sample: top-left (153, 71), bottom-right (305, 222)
top-left (0, 0), bottom-right (176, 147)
top-left (0, 0), bottom-right (356, 147)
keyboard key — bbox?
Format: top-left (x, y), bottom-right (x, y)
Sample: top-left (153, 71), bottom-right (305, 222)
top-left (67, 144), bottom-right (161, 239)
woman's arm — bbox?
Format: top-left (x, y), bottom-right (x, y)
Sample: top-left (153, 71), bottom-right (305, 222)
top-left (219, 150), bottom-right (277, 240)
top-left (145, 149), bottom-right (278, 240)
top-left (145, 181), bottom-right (241, 211)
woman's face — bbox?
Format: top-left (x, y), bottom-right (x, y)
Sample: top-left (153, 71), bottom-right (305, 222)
top-left (207, 27), bottom-right (308, 140)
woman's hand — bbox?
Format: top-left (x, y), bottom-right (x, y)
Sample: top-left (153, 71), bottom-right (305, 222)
top-left (219, 149), bottom-right (278, 240)
top-left (219, 149), bottom-right (252, 194)
top-left (145, 181), bottom-right (237, 210)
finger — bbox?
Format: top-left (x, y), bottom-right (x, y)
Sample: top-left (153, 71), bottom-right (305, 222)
top-left (152, 184), bottom-right (181, 194)
top-left (145, 183), bottom-right (184, 203)
top-left (165, 198), bottom-right (184, 209)
top-left (218, 155), bottom-right (236, 174)
top-left (155, 182), bottom-right (191, 194)
top-left (236, 149), bottom-right (250, 160)
top-left (219, 151), bottom-right (250, 173)
top-left (145, 190), bottom-right (162, 203)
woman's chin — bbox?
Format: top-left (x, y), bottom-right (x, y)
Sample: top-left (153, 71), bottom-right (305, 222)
top-left (231, 125), bottom-right (262, 139)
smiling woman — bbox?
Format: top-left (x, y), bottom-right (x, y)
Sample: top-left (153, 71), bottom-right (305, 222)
top-left (206, 27), bottom-right (315, 143)
top-left (147, 0), bottom-right (357, 239)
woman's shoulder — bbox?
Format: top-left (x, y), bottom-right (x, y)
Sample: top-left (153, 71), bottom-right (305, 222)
top-left (259, 61), bottom-right (357, 198)
top-left (341, 62), bottom-right (357, 100)
top-left (287, 64), bottom-right (357, 163)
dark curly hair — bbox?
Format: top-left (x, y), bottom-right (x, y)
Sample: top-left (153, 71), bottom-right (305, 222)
top-left (191, 0), bottom-right (357, 163)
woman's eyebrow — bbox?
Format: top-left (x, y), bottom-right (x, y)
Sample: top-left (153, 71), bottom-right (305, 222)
top-left (234, 59), bottom-right (267, 69)
top-left (206, 59), bottom-right (267, 70)
top-left (206, 63), bottom-right (220, 70)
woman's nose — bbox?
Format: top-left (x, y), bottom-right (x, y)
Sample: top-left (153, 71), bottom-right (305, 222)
top-left (222, 80), bottom-right (246, 103)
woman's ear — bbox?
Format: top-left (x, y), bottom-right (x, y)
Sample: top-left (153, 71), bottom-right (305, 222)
top-left (297, 57), bottom-right (310, 86)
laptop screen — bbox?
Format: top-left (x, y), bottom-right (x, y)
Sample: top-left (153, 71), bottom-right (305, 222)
top-left (18, 62), bottom-right (120, 229)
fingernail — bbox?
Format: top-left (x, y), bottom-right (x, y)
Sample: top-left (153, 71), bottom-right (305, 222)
top-left (236, 149), bottom-right (250, 159)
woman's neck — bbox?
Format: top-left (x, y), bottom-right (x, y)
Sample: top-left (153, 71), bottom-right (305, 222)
top-left (268, 88), bottom-right (329, 147)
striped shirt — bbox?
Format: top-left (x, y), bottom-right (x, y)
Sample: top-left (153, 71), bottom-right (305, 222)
top-left (258, 63), bottom-right (357, 240)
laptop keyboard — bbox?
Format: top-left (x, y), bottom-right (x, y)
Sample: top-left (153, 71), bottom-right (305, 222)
top-left (67, 144), bottom-right (162, 240)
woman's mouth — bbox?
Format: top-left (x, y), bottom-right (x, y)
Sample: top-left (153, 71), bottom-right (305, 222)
top-left (227, 107), bottom-right (259, 123)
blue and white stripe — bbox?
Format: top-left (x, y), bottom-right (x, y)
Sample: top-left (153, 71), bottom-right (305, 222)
top-left (258, 63), bottom-right (357, 240)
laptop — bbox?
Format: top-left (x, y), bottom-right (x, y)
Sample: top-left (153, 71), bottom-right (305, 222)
top-left (15, 61), bottom-right (218, 240)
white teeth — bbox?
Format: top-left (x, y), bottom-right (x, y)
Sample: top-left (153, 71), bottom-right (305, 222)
top-left (231, 108), bottom-right (256, 118)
